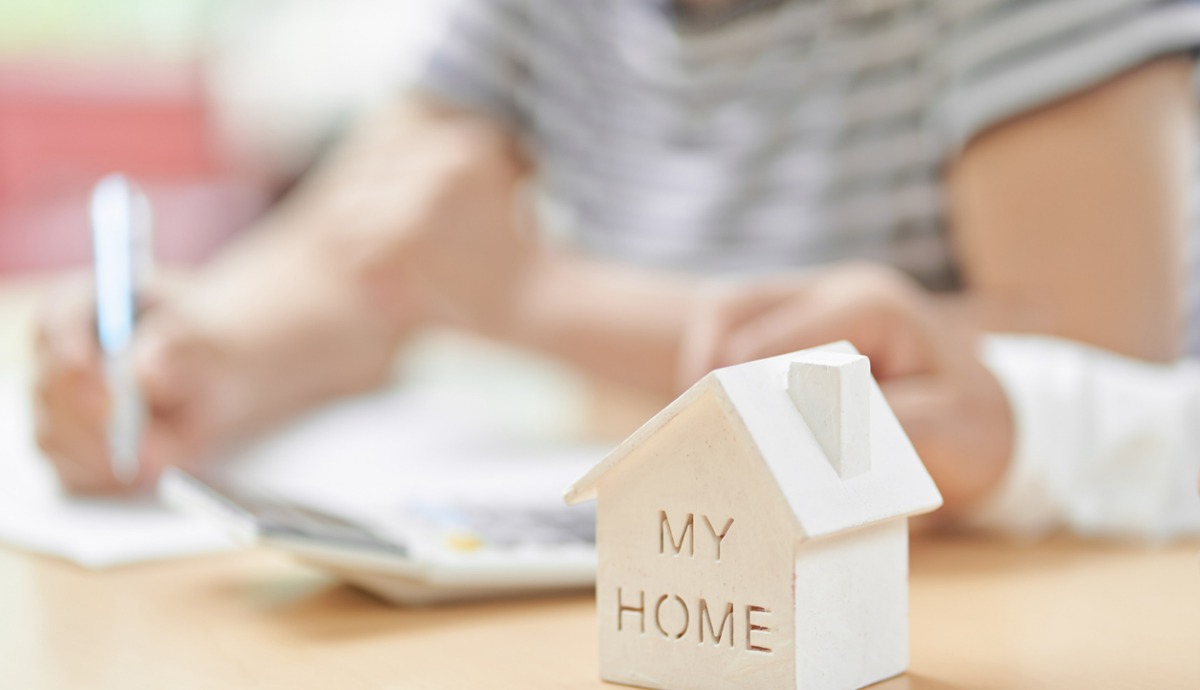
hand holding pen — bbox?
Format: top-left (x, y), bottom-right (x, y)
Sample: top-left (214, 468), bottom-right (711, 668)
top-left (31, 177), bottom-right (231, 493)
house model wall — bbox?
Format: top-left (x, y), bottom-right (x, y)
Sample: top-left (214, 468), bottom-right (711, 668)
top-left (565, 343), bottom-right (942, 690)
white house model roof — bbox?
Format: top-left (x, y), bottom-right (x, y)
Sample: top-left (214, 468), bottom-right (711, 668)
top-left (565, 342), bottom-right (943, 541)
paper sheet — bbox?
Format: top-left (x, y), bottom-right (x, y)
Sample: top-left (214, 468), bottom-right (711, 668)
top-left (0, 374), bottom-right (235, 568)
top-left (0, 359), bottom-right (606, 569)
top-left (201, 385), bottom-right (607, 549)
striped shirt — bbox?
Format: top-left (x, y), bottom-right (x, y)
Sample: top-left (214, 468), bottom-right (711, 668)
top-left (414, 0), bottom-right (1200, 292)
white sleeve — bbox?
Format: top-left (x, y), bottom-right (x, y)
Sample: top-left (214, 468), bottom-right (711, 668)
top-left (966, 334), bottom-right (1200, 541)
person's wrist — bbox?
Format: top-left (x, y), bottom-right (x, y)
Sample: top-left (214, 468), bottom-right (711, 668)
top-left (955, 334), bottom-right (1063, 537)
top-left (419, 249), bottom-right (540, 342)
top-left (958, 345), bottom-right (1016, 504)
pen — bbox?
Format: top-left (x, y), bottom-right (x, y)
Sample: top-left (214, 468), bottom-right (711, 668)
top-left (90, 174), bottom-right (154, 484)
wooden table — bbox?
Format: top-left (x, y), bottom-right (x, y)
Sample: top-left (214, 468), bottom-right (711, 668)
top-left (2, 278), bottom-right (1198, 688)
top-left (1, 535), bottom-right (1197, 689)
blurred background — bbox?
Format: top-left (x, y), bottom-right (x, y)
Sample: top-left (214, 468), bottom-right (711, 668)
top-left (0, 0), bottom-right (448, 275)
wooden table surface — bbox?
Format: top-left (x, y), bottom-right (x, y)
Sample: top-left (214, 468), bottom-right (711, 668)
top-left (1, 535), bottom-right (1197, 690)
top-left (2, 279), bottom-right (1198, 688)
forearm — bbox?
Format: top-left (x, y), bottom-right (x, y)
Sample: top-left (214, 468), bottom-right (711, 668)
top-left (168, 96), bottom-right (504, 438)
top-left (948, 57), bottom-right (1195, 363)
top-left (500, 251), bottom-right (699, 400)
top-left (186, 220), bottom-right (405, 440)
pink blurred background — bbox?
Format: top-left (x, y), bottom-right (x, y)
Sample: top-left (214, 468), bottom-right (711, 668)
top-left (0, 0), bottom-right (444, 275)
top-left (0, 60), bottom-right (259, 272)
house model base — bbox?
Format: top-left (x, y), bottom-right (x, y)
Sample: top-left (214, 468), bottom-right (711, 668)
top-left (566, 343), bottom-right (943, 690)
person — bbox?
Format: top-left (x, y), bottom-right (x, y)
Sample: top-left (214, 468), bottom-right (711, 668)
top-left (32, 0), bottom-right (1200, 537)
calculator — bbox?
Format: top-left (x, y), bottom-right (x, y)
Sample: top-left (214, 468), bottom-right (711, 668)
top-left (159, 468), bottom-right (596, 605)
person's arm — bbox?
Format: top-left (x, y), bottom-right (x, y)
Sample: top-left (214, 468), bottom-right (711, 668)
top-left (671, 263), bottom-right (1200, 536)
top-left (31, 96), bottom-right (531, 490)
top-left (673, 57), bottom-right (1198, 514)
top-left (142, 96), bottom-right (540, 440)
top-left (486, 58), bottom-right (1196, 399)
top-left (945, 57), bottom-right (1195, 361)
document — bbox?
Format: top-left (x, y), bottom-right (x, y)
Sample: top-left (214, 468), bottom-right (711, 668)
top-left (0, 374), bottom-right (234, 568)
top-left (0, 355), bottom-right (604, 568)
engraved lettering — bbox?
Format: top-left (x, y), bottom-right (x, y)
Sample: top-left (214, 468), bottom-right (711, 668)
top-left (746, 605), bottom-right (773, 653)
top-left (659, 511), bottom-right (694, 557)
top-left (701, 516), bottom-right (734, 561)
top-left (654, 594), bottom-right (689, 639)
top-left (617, 588), bottom-right (645, 633)
top-left (698, 598), bottom-right (734, 647)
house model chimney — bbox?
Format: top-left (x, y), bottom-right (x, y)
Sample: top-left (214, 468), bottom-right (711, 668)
top-left (787, 352), bottom-right (871, 479)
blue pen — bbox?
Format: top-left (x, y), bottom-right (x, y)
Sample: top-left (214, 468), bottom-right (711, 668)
top-left (90, 174), bottom-right (154, 484)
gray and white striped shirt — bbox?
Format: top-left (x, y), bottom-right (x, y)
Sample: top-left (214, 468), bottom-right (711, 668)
top-left (414, 0), bottom-right (1200, 290)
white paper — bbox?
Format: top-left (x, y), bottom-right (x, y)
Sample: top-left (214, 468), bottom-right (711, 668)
top-left (206, 384), bottom-right (606, 525)
top-left (0, 353), bottom-right (607, 569)
top-left (0, 374), bottom-right (235, 568)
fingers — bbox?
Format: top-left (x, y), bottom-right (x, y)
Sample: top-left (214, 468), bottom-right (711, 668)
top-left (730, 286), bottom-right (936, 380)
top-left (677, 278), bottom-right (808, 388)
top-left (34, 393), bottom-right (118, 494)
top-left (721, 293), bottom-right (866, 368)
top-left (681, 264), bottom-right (942, 386)
top-left (33, 278), bottom-right (118, 492)
top-left (134, 319), bottom-right (198, 415)
top-left (680, 262), bottom-right (1016, 514)
top-left (37, 412), bottom-right (176, 494)
top-left (32, 275), bottom-right (214, 495)
top-left (880, 368), bottom-right (1013, 511)
top-left (34, 276), bottom-right (100, 383)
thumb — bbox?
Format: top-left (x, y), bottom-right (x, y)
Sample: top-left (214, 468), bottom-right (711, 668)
top-left (133, 321), bottom-right (197, 414)
top-left (131, 322), bottom-right (214, 485)
top-left (678, 280), bottom-right (802, 389)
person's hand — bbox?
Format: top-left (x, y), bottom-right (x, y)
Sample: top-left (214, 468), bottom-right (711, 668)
top-left (32, 274), bottom-right (246, 494)
top-left (679, 263), bottom-right (1013, 513)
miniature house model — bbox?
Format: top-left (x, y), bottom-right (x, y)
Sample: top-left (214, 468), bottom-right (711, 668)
top-left (564, 343), bottom-right (942, 690)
